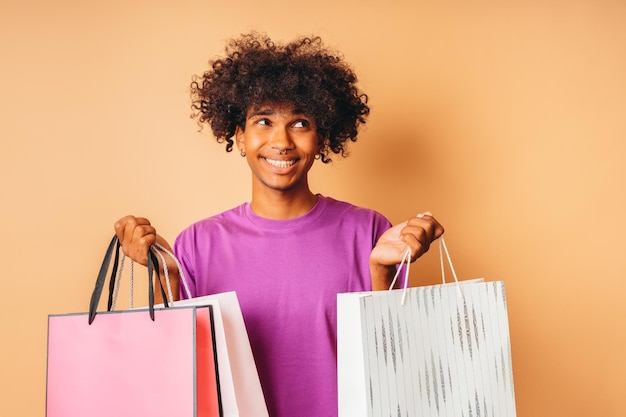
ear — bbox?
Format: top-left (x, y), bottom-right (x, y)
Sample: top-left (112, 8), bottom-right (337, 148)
top-left (317, 134), bottom-right (326, 152)
top-left (235, 126), bottom-right (245, 150)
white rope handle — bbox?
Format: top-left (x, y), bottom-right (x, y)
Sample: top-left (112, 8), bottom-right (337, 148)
top-left (110, 243), bottom-right (192, 310)
top-left (129, 257), bottom-right (134, 308)
top-left (387, 235), bottom-right (461, 306)
top-left (438, 235), bottom-right (460, 285)
top-left (152, 242), bottom-right (193, 300)
top-left (150, 247), bottom-right (175, 303)
top-left (388, 247), bottom-right (412, 305)
top-left (111, 253), bottom-right (124, 310)
top-left (110, 252), bottom-right (136, 310)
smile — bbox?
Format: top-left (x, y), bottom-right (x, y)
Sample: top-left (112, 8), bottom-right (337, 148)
top-left (264, 158), bottom-right (296, 168)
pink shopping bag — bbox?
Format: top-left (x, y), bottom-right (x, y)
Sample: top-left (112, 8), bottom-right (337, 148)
top-left (46, 236), bottom-right (222, 417)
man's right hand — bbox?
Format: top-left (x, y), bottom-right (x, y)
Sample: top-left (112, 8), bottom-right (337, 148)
top-left (114, 215), bottom-right (160, 266)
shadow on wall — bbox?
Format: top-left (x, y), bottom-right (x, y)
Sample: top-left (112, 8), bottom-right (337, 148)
top-left (348, 97), bottom-right (457, 222)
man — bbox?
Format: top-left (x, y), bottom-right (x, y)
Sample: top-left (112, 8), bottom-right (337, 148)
top-left (115, 32), bottom-right (443, 417)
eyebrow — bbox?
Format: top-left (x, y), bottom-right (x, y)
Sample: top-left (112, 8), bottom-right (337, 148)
top-left (247, 107), bottom-right (307, 119)
top-left (248, 109), bottom-right (275, 118)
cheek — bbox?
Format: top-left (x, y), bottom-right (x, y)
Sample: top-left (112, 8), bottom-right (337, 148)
top-left (301, 136), bottom-right (321, 153)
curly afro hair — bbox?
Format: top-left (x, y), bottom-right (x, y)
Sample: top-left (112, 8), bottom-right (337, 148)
top-left (190, 32), bottom-right (370, 163)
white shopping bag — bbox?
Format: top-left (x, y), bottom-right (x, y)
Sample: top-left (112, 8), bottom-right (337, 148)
top-left (172, 292), bottom-right (268, 417)
top-left (138, 246), bottom-right (269, 417)
top-left (337, 238), bottom-right (516, 417)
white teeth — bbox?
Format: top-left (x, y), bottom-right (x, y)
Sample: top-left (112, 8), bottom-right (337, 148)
top-left (265, 158), bottom-right (295, 168)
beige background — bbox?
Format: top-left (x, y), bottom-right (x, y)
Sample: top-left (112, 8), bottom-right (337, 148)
top-left (2, 0), bottom-right (625, 415)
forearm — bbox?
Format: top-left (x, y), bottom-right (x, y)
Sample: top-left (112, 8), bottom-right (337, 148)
top-left (370, 261), bottom-right (396, 291)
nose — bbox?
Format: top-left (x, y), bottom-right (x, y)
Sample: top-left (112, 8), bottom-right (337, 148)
top-left (269, 126), bottom-right (294, 153)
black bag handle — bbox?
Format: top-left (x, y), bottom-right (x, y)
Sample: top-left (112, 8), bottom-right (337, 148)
top-left (88, 235), bottom-right (169, 324)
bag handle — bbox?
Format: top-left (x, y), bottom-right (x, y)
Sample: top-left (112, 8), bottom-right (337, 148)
top-left (88, 236), bottom-right (168, 324)
top-left (107, 240), bottom-right (170, 313)
top-left (438, 235), bottom-right (459, 285)
top-left (110, 242), bottom-right (193, 310)
top-left (151, 242), bottom-right (193, 300)
top-left (388, 247), bottom-right (412, 292)
top-left (388, 236), bottom-right (460, 305)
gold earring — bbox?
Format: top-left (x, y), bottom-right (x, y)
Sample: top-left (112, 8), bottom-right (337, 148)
top-left (240, 149), bottom-right (246, 157)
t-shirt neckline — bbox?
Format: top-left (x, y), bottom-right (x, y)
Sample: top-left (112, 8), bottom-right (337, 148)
top-left (243, 194), bottom-right (328, 230)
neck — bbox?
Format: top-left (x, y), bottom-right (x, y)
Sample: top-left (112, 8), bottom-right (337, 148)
top-left (250, 188), bottom-right (319, 220)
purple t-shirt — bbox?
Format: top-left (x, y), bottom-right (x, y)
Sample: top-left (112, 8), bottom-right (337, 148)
top-left (173, 195), bottom-right (391, 417)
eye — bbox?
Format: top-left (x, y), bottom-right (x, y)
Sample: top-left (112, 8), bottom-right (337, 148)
top-left (293, 120), bottom-right (310, 128)
top-left (256, 118), bottom-right (271, 126)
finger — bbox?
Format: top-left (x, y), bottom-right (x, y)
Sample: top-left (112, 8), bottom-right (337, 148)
top-left (115, 215), bottom-right (150, 236)
top-left (130, 225), bottom-right (156, 257)
top-left (405, 217), bottom-right (436, 242)
top-left (121, 217), bottom-right (151, 241)
top-left (401, 213), bottom-right (445, 261)
top-left (131, 224), bottom-right (156, 243)
top-left (425, 214), bottom-right (445, 240)
top-left (410, 213), bottom-right (445, 241)
top-left (114, 215), bottom-right (136, 241)
top-left (118, 217), bottom-right (154, 259)
top-left (400, 232), bottom-right (428, 261)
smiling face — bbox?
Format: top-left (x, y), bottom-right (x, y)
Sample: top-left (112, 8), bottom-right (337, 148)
top-left (236, 103), bottom-right (322, 198)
